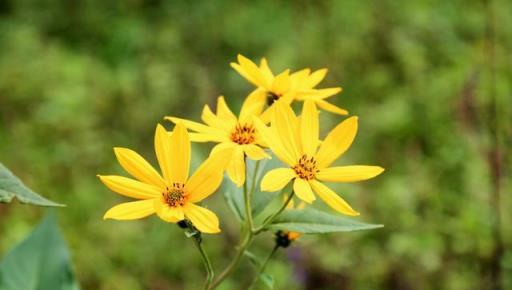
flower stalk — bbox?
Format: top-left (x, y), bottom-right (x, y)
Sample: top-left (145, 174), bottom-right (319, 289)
top-left (193, 232), bottom-right (215, 290)
top-left (209, 158), bottom-right (256, 289)
top-left (247, 244), bottom-right (280, 290)
top-left (253, 190), bottom-right (295, 234)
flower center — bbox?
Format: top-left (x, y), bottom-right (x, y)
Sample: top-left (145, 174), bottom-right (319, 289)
top-left (292, 154), bottom-right (318, 180)
top-left (230, 123), bottom-right (256, 145)
top-left (163, 183), bottom-right (186, 207)
top-left (266, 91), bottom-right (281, 106)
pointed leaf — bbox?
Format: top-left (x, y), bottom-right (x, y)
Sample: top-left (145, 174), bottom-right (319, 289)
top-left (0, 163), bottom-right (63, 207)
top-left (0, 214), bottom-right (80, 290)
top-left (268, 208), bottom-right (383, 234)
top-left (243, 251), bottom-right (262, 268)
top-left (243, 251), bottom-right (274, 289)
top-left (260, 273), bottom-right (274, 289)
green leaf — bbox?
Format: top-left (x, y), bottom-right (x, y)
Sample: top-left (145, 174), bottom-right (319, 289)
top-left (0, 162), bottom-right (63, 207)
top-left (260, 273), bottom-right (274, 289)
top-left (223, 156), bottom-right (282, 221)
top-left (0, 214), bottom-right (80, 290)
top-left (243, 251), bottom-right (274, 289)
top-left (268, 208), bottom-right (383, 234)
top-left (243, 250), bottom-right (262, 268)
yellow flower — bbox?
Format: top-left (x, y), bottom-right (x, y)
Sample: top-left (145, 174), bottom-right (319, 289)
top-left (98, 123), bottom-right (229, 234)
top-left (230, 54), bottom-right (348, 122)
top-left (254, 100), bottom-right (384, 216)
top-left (165, 96), bottom-right (270, 187)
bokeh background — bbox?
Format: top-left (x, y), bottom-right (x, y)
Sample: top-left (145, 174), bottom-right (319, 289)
top-left (0, 1), bottom-right (511, 289)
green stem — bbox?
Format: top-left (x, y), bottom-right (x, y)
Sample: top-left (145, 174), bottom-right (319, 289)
top-left (247, 244), bottom-right (280, 290)
top-left (193, 234), bottom-right (214, 290)
top-left (244, 157), bottom-right (255, 232)
top-left (253, 190), bottom-right (295, 234)
top-left (209, 230), bottom-right (253, 289)
top-left (209, 157), bottom-right (256, 289)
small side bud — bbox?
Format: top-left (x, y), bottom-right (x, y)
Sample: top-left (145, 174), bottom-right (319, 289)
top-left (275, 231), bottom-right (292, 248)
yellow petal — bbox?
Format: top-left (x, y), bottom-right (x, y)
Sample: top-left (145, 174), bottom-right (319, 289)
top-left (226, 147), bottom-right (245, 187)
top-left (154, 124), bottom-right (174, 183)
top-left (253, 116), bottom-right (295, 165)
top-left (104, 199), bottom-right (156, 220)
top-left (316, 99), bottom-right (348, 115)
top-left (231, 62), bottom-right (259, 87)
top-left (201, 104), bottom-right (233, 132)
top-left (291, 68), bottom-right (312, 87)
top-left (113, 147), bottom-right (166, 188)
top-left (309, 180), bottom-right (359, 216)
top-left (278, 91), bottom-right (295, 105)
top-left (293, 178), bottom-right (316, 203)
top-left (315, 116), bottom-right (358, 168)
top-left (259, 91), bottom-right (294, 124)
top-left (258, 105), bottom-right (274, 124)
top-left (259, 58), bottom-right (274, 83)
top-left (300, 100), bottom-right (319, 156)
top-left (316, 166), bottom-right (384, 182)
top-left (186, 148), bottom-right (231, 202)
top-left (244, 144), bottom-right (270, 160)
top-left (168, 123), bottom-right (191, 183)
top-left (98, 175), bottom-right (161, 199)
top-left (165, 116), bottom-right (221, 134)
top-left (239, 89), bottom-right (266, 122)
top-left (304, 68), bottom-right (327, 88)
top-left (154, 199), bottom-right (185, 222)
top-left (261, 168), bottom-right (296, 192)
top-left (271, 70), bottom-right (291, 95)
top-left (183, 203), bottom-right (221, 234)
top-left (288, 232), bottom-right (302, 241)
top-left (273, 101), bottom-right (301, 161)
top-left (216, 96), bottom-right (238, 124)
top-left (211, 142), bottom-right (237, 155)
top-left (232, 54), bottom-right (269, 88)
top-left (187, 132), bottom-right (227, 143)
top-left (295, 88), bottom-right (342, 101)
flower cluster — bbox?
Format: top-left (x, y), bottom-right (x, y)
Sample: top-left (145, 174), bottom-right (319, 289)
top-left (98, 54), bottom-right (384, 235)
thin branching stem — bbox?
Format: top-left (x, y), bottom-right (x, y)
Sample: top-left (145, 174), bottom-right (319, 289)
top-left (244, 157), bottom-right (255, 231)
top-left (253, 190), bottom-right (295, 234)
top-left (247, 244), bottom-right (280, 290)
top-left (209, 158), bottom-right (257, 289)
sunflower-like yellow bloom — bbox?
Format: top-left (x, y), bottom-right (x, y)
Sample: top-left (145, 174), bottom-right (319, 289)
top-left (98, 123), bottom-right (229, 233)
top-left (165, 96), bottom-right (270, 187)
top-left (254, 101), bottom-right (384, 216)
top-left (231, 54), bottom-right (348, 122)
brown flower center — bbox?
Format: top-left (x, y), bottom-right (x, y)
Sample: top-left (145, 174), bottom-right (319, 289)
top-left (292, 154), bottom-right (318, 180)
top-left (266, 91), bottom-right (281, 106)
top-left (230, 123), bottom-right (256, 145)
top-left (163, 183), bottom-right (187, 207)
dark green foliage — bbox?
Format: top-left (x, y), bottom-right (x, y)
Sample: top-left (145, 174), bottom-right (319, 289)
top-left (0, 214), bottom-right (79, 290)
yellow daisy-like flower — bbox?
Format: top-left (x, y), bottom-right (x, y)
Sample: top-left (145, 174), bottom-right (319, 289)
top-left (231, 54), bottom-right (348, 122)
top-left (254, 100), bottom-right (384, 216)
top-left (165, 96), bottom-right (270, 187)
top-left (98, 123), bottom-right (229, 234)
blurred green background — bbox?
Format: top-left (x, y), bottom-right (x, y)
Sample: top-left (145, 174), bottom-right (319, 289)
top-left (0, 0), bottom-right (511, 289)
